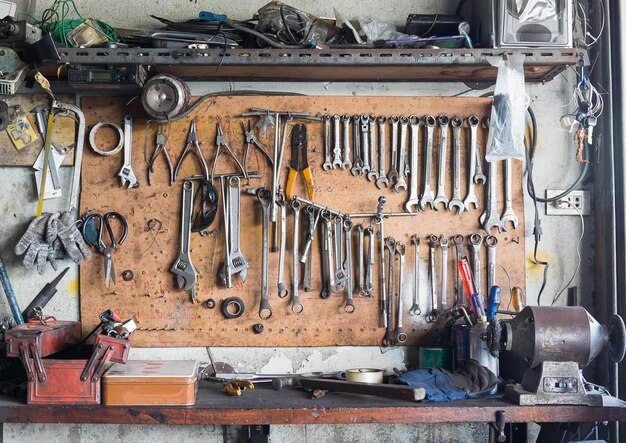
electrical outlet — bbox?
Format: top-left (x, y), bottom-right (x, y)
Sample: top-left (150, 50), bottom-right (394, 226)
top-left (545, 190), bottom-right (591, 216)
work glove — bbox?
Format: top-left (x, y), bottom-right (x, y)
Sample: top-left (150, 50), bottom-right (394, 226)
top-left (15, 213), bottom-right (58, 274)
top-left (51, 210), bottom-right (92, 264)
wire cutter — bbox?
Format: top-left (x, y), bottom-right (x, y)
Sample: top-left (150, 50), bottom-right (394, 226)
top-left (286, 124), bottom-right (314, 200)
top-left (174, 119), bottom-right (209, 181)
top-left (148, 123), bottom-right (174, 186)
top-left (211, 122), bottom-right (246, 182)
top-left (242, 120), bottom-right (273, 183)
top-left (82, 212), bottom-right (128, 288)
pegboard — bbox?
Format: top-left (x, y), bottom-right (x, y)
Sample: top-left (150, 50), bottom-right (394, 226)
top-left (79, 95), bottom-right (525, 347)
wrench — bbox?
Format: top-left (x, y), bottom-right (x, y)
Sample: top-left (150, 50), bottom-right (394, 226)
top-left (257, 188), bottom-right (273, 320)
top-left (376, 116), bottom-right (390, 189)
top-left (419, 116), bottom-right (436, 211)
top-left (452, 234), bottom-right (465, 306)
top-left (117, 114), bottom-right (139, 188)
top-left (464, 115), bottom-right (480, 210)
top-left (480, 159), bottom-right (504, 234)
top-left (433, 115), bottom-right (450, 210)
top-left (290, 199), bottom-right (304, 314)
top-left (388, 115), bottom-right (400, 186)
top-left (395, 241), bottom-right (408, 343)
top-left (501, 158), bottom-right (519, 230)
top-left (343, 219), bottom-right (356, 313)
top-left (300, 205), bottom-right (320, 263)
top-left (226, 176), bottom-right (248, 281)
top-left (320, 210), bottom-right (333, 299)
top-left (365, 225), bottom-right (375, 297)
top-left (394, 116), bottom-right (409, 192)
top-left (322, 115), bottom-right (333, 170)
top-left (351, 115), bottom-right (364, 176)
top-left (405, 115), bottom-right (420, 213)
top-left (367, 116), bottom-right (379, 181)
top-left (439, 236), bottom-right (449, 311)
top-left (333, 215), bottom-right (347, 290)
top-left (360, 115), bottom-right (370, 174)
top-left (426, 234), bottom-right (438, 322)
top-left (485, 235), bottom-right (498, 293)
top-left (449, 116), bottom-right (465, 214)
top-left (383, 237), bottom-right (396, 345)
top-left (170, 179), bottom-right (198, 303)
top-left (341, 114), bottom-right (352, 169)
top-left (409, 235), bottom-right (421, 316)
top-left (473, 122), bottom-right (486, 184)
top-left (276, 194), bottom-right (288, 299)
top-left (376, 216), bottom-right (387, 327)
top-left (470, 233), bottom-right (483, 296)
top-left (332, 115), bottom-right (342, 169)
top-left (219, 177), bottom-right (233, 288)
top-left (356, 224), bottom-right (365, 296)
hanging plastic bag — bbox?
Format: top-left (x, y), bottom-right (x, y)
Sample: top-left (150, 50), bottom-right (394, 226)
top-left (485, 53), bottom-right (526, 161)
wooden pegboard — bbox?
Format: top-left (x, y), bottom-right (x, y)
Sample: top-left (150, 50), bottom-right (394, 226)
top-left (79, 95), bottom-right (525, 347)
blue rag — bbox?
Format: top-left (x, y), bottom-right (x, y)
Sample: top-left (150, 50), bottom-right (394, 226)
top-left (397, 368), bottom-right (470, 402)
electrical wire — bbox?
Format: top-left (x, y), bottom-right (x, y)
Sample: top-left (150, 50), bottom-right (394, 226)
top-left (551, 200), bottom-right (584, 306)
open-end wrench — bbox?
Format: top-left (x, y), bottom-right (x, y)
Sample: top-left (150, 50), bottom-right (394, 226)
top-left (452, 234), bottom-right (465, 306)
top-left (485, 235), bottom-right (498, 293)
top-left (276, 194), bottom-right (288, 299)
top-left (343, 219), bottom-right (356, 313)
top-left (480, 159), bottom-right (504, 234)
top-left (420, 116), bottom-right (436, 211)
top-left (257, 188), bottom-right (273, 320)
top-left (118, 114), bottom-right (139, 188)
top-left (433, 115), bottom-right (450, 210)
top-left (388, 116), bottom-right (400, 186)
top-left (365, 225), bottom-right (374, 297)
top-left (300, 205), bottom-right (320, 263)
top-left (332, 115), bottom-right (342, 169)
top-left (323, 115), bottom-right (333, 170)
top-left (334, 215), bottom-right (347, 290)
top-left (439, 236), bottom-right (449, 312)
top-left (395, 241), bottom-right (408, 343)
top-left (356, 224), bottom-right (365, 296)
top-left (473, 121), bottom-right (486, 184)
top-left (383, 237), bottom-right (396, 345)
top-left (376, 116), bottom-right (389, 189)
top-left (464, 115), bottom-right (480, 210)
top-left (501, 158), bottom-right (519, 230)
top-left (320, 210), bottom-right (333, 298)
top-left (470, 233), bottom-right (483, 296)
top-left (426, 234), bottom-right (438, 322)
top-left (394, 116), bottom-right (409, 192)
top-left (367, 116), bottom-right (379, 181)
top-left (409, 235), bottom-right (421, 316)
top-left (351, 115), bottom-right (363, 176)
top-left (449, 116), bottom-right (465, 214)
top-left (290, 199), bottom-right (304, 314)
top-left (341, 114), bottom-right (352, 169)
top-left (360, 115), bottom-right (370, 174)
top-left (170, 179), bottom-right (198, 303)
top-left (405, 115), bottom-right (420, 213)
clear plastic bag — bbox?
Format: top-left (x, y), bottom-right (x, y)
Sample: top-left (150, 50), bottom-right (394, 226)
top-left (485, 53), bottom-right (527, 161)
top-left (358, 17), bottom-right (410, 42)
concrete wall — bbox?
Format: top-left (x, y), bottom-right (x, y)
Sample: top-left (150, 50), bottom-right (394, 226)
top-left (0, 1), bottom-right (592, 442)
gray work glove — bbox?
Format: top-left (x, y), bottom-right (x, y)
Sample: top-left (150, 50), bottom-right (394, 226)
top-left (51, 210), bottom-right (92, 264)
top-left (15, 213), bottom-right (58, 274)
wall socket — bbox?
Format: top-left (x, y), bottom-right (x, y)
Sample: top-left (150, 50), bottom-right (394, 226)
top-left (545, 190), bottom-right (591, 216)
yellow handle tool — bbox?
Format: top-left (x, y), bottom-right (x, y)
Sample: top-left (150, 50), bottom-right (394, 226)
top-left (224, 380), bottom-right (254, 396)
top-left (285, 124), bottom-right (314, 200)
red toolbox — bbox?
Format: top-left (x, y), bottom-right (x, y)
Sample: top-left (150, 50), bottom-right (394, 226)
top-left (5, 320), bottom-right (130, 404)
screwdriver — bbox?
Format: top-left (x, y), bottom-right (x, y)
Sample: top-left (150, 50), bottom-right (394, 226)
top-left (457, 258), bottom-right (486, 323)
top-left (486, 285), bottom-right (501, 321)
top-left (511, 286), bottom-right (525, 312)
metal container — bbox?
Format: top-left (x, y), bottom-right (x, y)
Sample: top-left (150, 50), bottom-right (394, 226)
top-left (452, 324), bottom-right (470, 371)
top-left (470, 322), bottom-right (498, 394)
top-left (102, 360), bottom-right (198, 406)
top-left (418, 346), bottom-right (452, 370)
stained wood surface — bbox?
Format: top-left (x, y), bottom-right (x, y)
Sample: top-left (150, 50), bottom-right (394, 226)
top-left (79, 95), bottom-right (525, 347)
top-left (0, 383), bottom-right (624, 425)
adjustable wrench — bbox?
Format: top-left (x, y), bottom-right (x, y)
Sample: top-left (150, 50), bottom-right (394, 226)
top-left (276, 194), bottom-right (289, 299)
top-left (433, 115), bottom-right (450, 210)
top-left (480, 159), bottom-right (504, 234)
top-left (170, 180), bottom-right (198, 303)
top-left (219, 177), bottom-right (233, 288)
top-left (356, 224), bottom-right (365, 296)
top-left (470, 233), bottom-right (483, 296)
top-left (464, 116), bottom-right (480, 210)
top-left (320, 210), bottom-right (333, 298)
top-left (367, 116), bottom-right (379, 181)
top-left (322, 115), bottom-right (333, 170)
top-left (343, 219), bottom-right (356, 313)
top-left (290, 199), bottom-right (304, 314)
top-left (449, 116), bottom-right (465, 213)
top-left (388, 116), bottom-right (400, 186)
top-left (118, 114), bottom-right (139, 188)
top-left (333, 215), bottom-right (347, 290)
top-left (351, 115), bottom-right (363, 176)
top-left (439, 236), bottom-right (449, 311)
top-left (394, 116), bottom-right (409, 192)
top-left (360, 115), bottom-right (370, 174)
top-left (485, 235), bottom-right (498, 293)
top-left (405, 115), bottom-right (420, 213)
top-left (341, 114), bottom-right (352, 169)
top-left (409, 235), bottom-right (421, 316)
top-left (383, 237), bottom-right (396, 346)
top-left (419, 116), bottom-right (436, 211)
top-left (225, 176), bottom-right (248, 282)
top-left (426, 234), bottom-right (438, 322)
top-left (452, 234), bottom-right (465, 306)
top-left (376, 116), bottom-right (390, 189)
top-left (332, 115), bottom-right (342, 169)
top-left (501, 158), bottom-right (519, 230)
top-left (395, 241), bottom-right (408, 343)
top-left (257, 188), bottom-right (273, 320)
top-left (365, 225), bottom-right (374, 297)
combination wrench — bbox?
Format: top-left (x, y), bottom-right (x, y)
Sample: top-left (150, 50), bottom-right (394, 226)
top-left (343, 219), bottom-right (356, 313)
top-left (170, 179), bottom-right (198, 303)
top-left (332, 115), bottom-right (342, 169)
top-left (276, 194), bottom-right (288, 299)
top-left (302, 207), bottom-right (316, 292)
top-left (322, 115), bottom-right (332, 170)
top-left (257, 188), bottom-right (273, 320)
top-left (452, 234), bottom-right (465, 306)
top-left (351, 115), bottom-right (363, 176)
top-left (360, 115), bottom-right (370, 174)
top-left (356, 224), bottom-right (365, 296)
top-left (376, 216), bottom-right (387, 327)
top-left (449, 116), bottom-right (465, 213)
top-left (382, 237), bottom-right (396, 346)
top-left (433, 115), bottom-right (450, 210)
top-left (376, 116), bottom-right (389, 189)
top-left (320, 210), bottom-right (333, 298)
top-left (470, 233), bottom-right (483, 296)
top-left (464, 115), bottom-right (480, 210)
top-left (290, 199), bottom-right (304, 314)
top-left (405, 115), bottom-right (420, 213)
top-left (394, 116), bottom-right (409, 192)
top-left (367, 116), bottom-right (379, 181)
top-left (388, 115), bottom-right (400, 186)
top-left (480, 159), bottom-right (504, 234)
top-left (365, 225), bottom-right (375, 297)
top-left (485, 235), bottom-right (498, 293)
top-left (117, 114), bottom-right (139, 188)
top-left (395, 241), bottom-right (408, 343)
top-left (341, 114), bottom-right (352, 169)
top-left (473, 120), bottom-right (486, 184)
top-left (409, 235), bottom-right (421, 316)
top-left (439, 236), bottom-right (449, 312)
top-left (426, 234), bottom-right (438, 322)
top-left (501, 158), bottom-right (519, 230)
top-left (419, 116), bottom-right (436, 211)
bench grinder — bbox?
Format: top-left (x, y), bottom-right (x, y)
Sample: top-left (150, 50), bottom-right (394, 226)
top-left (487, 306), bottom-right (626, 406)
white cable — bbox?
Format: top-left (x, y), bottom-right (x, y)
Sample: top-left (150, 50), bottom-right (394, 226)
top-left (551, 200), bottom-right (584, 305)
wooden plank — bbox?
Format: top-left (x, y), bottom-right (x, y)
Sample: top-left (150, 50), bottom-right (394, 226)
top-left (79, 95), bottom-right (525, 347)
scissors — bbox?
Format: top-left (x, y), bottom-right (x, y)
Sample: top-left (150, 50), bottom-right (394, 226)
top-left (82, 212), bottom-right (128, 287)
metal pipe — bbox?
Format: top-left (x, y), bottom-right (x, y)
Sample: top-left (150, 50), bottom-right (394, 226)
top-left (0, 255), bottom-right (23, 325)
top-left (292, 196), bottom-right (343, 218)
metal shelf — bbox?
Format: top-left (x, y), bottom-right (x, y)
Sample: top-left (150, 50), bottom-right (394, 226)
top-left (56, 47), bottom-right (583, 83)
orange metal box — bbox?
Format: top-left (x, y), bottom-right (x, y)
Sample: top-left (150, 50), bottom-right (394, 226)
top-left (102, 360), bottom-right (198, 406)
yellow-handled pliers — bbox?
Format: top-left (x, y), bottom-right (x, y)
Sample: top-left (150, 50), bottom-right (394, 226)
top-left (285, 124), bottom-right (314, 200)
top-left (224, 380), bottom-right (254, 396)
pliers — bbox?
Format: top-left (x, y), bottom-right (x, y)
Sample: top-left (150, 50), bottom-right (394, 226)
top-left (211, 122), bottom-right (246, 182)
top-left (148, 123), bottom-right (174, 186)
top-left (224, 380), bottom-right (254, 396)
top-left (286, 124), bottom-right (314, 200)
top-left (174, 119), bottom-right (209, 181)
top-left (242, 120), bottom-right (273, 183)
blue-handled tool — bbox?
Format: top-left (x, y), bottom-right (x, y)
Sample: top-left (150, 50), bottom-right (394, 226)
top-left (0, 255), bottom-right (23, 325)
top-left (199, 11), bottom-right (227, 22)
top-left (486, 285), bottom-right (501, 321)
